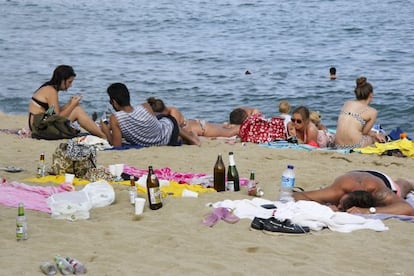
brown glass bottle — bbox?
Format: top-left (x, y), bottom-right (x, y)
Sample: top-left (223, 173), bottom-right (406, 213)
top-left (146, 166), bottom-right (163, 210)
top-left (213, 154), bottom-right (226, 192)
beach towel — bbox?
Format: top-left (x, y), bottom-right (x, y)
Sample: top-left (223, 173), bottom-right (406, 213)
top-left (0, 179), bottom-right (73, 213)
top-left (210, 198), bottom-right (389, 232)
top-left (353, 139), bottom-right (414, 158)
top-left (260, 141), bottom-right (352, 154)
top-left (25, 174), bottom-right (216, 197)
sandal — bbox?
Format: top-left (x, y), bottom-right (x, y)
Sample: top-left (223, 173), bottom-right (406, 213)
top-left (202, 207), bottom-right (239, 227)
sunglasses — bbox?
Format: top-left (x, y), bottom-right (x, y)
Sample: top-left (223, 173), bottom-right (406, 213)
top-left (291, 118), bottom-right (303, 124)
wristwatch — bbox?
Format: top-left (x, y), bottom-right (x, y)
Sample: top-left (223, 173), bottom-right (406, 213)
top-left (369, 207), bottom-right (376, 214)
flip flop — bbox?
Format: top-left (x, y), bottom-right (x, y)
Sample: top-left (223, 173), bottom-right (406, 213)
top-left (0, 166), bottom-right (24, 173)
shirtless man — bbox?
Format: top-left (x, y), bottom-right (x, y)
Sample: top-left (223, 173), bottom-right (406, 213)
top-left (293, 170), bottom-right (414, 216)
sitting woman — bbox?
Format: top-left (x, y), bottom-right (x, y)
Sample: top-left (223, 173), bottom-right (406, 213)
top-left (28, 65), bottom-right (106, 139)
top-left (147, 97), bottom-right (240, 139)
top-left (287, 106), bottom-right (319, 145)
top-left (334, 77), bottom-right (385, 148)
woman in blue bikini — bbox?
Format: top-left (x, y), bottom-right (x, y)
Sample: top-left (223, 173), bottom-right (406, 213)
top-left (334, 76), bottom-right (385, 148)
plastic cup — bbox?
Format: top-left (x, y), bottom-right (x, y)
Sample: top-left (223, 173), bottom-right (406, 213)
top-left (135, 198), bottom-right (146, 215)
top-left (182, 189), bottom-right (198, 198)
top-left (65, 173), bottom-right (75, 184)
top-left (115, 164), bottom-right (124, 178)
top-left (109, 165), bottom-right (116, 176)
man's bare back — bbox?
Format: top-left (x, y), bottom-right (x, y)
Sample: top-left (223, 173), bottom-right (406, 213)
top-left (293, 171), bottom-right (414, 216)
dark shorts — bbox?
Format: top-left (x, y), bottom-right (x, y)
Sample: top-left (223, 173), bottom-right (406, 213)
top-left (358, 170), bottom-right (400, 195)
top-left (156, 114), bottom-right (181, 146)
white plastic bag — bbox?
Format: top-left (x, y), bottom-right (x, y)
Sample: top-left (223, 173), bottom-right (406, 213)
top-left (47, 190), bottom-right (92, 221)
top-left (82, 180), bottom-right (115, 208)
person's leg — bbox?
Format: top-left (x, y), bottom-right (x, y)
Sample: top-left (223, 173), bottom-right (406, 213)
top-left (394, 178), bottom-right (414, 198)
top-left (188, 119), bottom-right (239, 137)
top-left (203, 122), bottom-right (240, 137)
top-left (68, 106), bottom-right (107, 139)
top-left (179, 128), bottom-right (201, 146)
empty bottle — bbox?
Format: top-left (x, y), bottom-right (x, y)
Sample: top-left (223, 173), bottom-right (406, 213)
top-left (129, 175), bottom-right (137, 205)
top-left (146, 166), bottom-right (163, 210)
top-left (54, 256), bottom-right (74, 275)
top-left (37, 152), bottom-right (46, 178)
top-left (40, 262), bottom-right (57, 276)
top-left (16, 202), bottom-right (28, 241)
top-left (213, 154), bottom-right (226, 192)
top-left (227, 152), bottom-right (240, 191)
top-left (279, 165), bottom-right (295, 202)
top-left (66, 257), bottom-right (87, 274)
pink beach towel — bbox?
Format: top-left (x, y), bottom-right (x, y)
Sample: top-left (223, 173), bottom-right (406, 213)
top-left (0, 178), bottom-right (71, 213)
top-left (123, 166), bottom-right (249, 186)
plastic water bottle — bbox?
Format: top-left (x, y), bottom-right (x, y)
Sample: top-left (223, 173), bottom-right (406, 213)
top-left (279, 165), bottom-right (295, 202)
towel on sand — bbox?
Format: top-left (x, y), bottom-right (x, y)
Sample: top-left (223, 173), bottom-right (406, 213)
top-left (211, 198), bottom-right (388, 233)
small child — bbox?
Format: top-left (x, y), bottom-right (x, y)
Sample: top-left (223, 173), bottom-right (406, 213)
top-left (278, 100), bottom-right (291, 132)
top-left (309, 110), bottom-right (327, 131)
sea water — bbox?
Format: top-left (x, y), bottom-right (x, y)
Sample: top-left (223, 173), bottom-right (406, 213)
top-left (0, 0), bottom-right (413, 135)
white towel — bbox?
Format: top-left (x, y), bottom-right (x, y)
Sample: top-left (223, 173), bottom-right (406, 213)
top-left (212, 198), bottom-right (388, 233)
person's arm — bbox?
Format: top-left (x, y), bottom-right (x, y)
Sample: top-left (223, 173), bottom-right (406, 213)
top-left (179, 128), bottom-right (201, 146)
top-left (142, 103), bottom-right (155, 115)
top-left (103, 114), bottom-right (122, 147)
top-left (59, 95), bottom-right (81, 118)
top-left (293, 177), bottom-right (348, 205)
top-left (346, 202), bottom-right (414, 216)
top-left (305, 123), bottom-right (319, 144)
top-left (293, 186), bottom-right (344, 205)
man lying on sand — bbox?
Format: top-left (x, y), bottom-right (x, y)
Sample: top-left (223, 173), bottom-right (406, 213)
top-left (293, 170), bottom-right (414, 216)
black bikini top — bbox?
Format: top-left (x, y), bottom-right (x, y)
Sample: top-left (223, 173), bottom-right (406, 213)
top-left (31, 97), bottom-right (49, 110)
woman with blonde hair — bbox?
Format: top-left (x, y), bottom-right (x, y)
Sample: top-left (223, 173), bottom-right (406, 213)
top-left (334, 77), bottom-right (385, 148)
top-left (287, 106), bottom-right (319, 145)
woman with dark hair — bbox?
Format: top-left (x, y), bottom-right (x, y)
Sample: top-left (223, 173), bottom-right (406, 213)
top-left (286, 105), bottom-right (319, 145)
top-left (28, 65), bottom-right (106, 139)
top-left (334, 77), bottom-right (385, 148)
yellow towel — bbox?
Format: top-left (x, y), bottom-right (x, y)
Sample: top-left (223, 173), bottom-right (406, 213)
top-left (354, 139), bottom-right (414, 157)
top-left (24, 175), bottom-right (216, 197)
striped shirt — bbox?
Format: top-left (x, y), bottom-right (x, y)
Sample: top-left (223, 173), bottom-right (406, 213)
top-left (115, 105), bottom-right (173, 146)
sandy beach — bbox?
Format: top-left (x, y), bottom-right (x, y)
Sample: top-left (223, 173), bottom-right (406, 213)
top-left (0, 113), bottom-right (413, 276)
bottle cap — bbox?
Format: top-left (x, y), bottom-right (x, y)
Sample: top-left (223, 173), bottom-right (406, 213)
top-left (287, 165), bottom-right (294, 169)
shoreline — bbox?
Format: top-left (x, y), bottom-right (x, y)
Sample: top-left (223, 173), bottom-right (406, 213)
top-left (1, 113), bottom-right (413, 275)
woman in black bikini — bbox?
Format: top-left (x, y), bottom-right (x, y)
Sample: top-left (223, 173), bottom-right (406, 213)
top-left (28, 65), bottom-right (106, 139)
